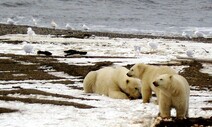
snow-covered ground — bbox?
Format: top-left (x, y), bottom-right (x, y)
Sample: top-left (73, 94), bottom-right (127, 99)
top-left (0, 34), bottom-right (211, 127)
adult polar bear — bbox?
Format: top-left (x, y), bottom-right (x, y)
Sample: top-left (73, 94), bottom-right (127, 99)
top-left (83, 66), bottom-right (141, 99)
top-left (153, 74), bottom-right (190, 118)
top-left (127, 63), bottom-right (177, 103)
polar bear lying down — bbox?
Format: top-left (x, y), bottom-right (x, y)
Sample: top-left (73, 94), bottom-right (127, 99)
top-left (83, 66), bottom-right (142, 99)
top-left (153, 74), bottom-right (190, 119)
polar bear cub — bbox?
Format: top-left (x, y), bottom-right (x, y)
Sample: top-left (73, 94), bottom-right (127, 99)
top-left (127, 63), bottom-right (177, 103)
top-left (153, 74), bottom-right (190, 119)
top-left (83, 66), bottom-right (142, 99)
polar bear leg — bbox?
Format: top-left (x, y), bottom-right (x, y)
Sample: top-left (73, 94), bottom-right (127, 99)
top-left (185, 103), bottom-right (189, 117)
top-left (142, 87), bottom-right (152, 103)
top-left (108, 91), bottom-right (129, 99)
top-left (159, 95), bottom-right (171, 118)
top-left (153, 88), bottom-right (160, 104)
top-left (185, 108), bottom-right (189, 117)
top-left (176, 105), bottom-right (187, 119)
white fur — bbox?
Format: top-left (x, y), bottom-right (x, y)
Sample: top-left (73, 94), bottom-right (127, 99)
top-left (83, 66), bottom-right (141, 99)
top-left (127, 63), bottom-right (177, 103)
top-left (153, 74), bottom-right (190, 118)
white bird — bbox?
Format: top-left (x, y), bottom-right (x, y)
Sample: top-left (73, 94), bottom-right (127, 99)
top-left (82, 24), bottom-right (89, 31)
top-left (23, 41), bottom-right (33, 54)
top-left (27, 27), bottom-right (36, 42)
top-left (193, 29), bottom-right (205, 38)
top-left (90, 34), bottom-right (96, 39)
top-left (7, 18), bottom-right (15, 25)
top-left (182, 31), bottom-right (190, 39)
top-left (32, 17), bottom-right (37, 26)
top-left (206, 31), bottom-right (212, 38)
top-left (27, 27), bottom-right (36, 36)
top-left (51, 20), bottom-right (58, 29)
top-left (186, 49), bottom-right (194, 57)
top-left (134, 45), bottom-right (141, 57)
top-left (65, 23), bottom-right (73, 30)
top-left (148, 41), bottom-right (159, 51)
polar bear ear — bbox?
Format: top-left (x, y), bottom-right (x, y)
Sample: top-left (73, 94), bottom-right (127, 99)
top-left (126, 79), bottom-right (129, 84)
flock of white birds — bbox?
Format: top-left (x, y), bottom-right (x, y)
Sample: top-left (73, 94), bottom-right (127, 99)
top-left (3, 16), bottom-right (211, 60)
top-left (6, 17), bottom-right (212, 39)
top-left (6, 17), bottom-right (89, 31)
top-left (23, 29), bottom-right (196, 58)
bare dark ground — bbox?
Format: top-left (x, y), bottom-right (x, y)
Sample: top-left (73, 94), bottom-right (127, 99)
top-left (0, 53), bottom-right (111, 109)
top-left (155, 117), bottom-right (212, 127)
top-left (0, 24), bottom-right (211, 126)
top-left (0, 107), bottom-right (18, 114)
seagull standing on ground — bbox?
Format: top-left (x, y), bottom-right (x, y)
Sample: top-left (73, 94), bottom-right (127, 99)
top-left (7, 18), bottom-right (15, 25)
top-left (32, 17), bottom-right (37, 26)
top-left (27, 27), bottom-right (35, 36)
top-left (193, 29), bottom-right (205, 38)
top-left (148, 41), bottom-right (159, 51)
top-left (208, 31), bottom-right (212, 38)
top-left (134, 45), bottom-right (141, 57)
top-left (182, 31), bottom-right (190, 39)
top-left (27, 27), bottom-right (36, 42)
top-left (51, 20), bottom-right (58, 29)
top-left (186, 49), bottom-right (194, 57)
top-left (65, 23), bottom-right (73, 30)
top-left (23, 41), bottom-right (33, 54)
top-left (82, 24), bottom-right (89, 31)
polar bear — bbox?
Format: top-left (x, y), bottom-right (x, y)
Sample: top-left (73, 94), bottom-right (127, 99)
top-left (83, 66), bottom-right (142, 99)
top-left (127, 63), bottom-right (177, 103)
top-left (153, 74), bottom-right (190, 119)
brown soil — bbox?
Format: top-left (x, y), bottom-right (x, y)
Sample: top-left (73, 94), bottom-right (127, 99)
top-left (0, 53), bottom-right (110, 109)
top-left (0, 107), bottom-right (18, 114)
top-left (155, 117), bottom-right (212, 127)
top-left (0, 96), bottom-right (94, 109)
top-left (179, 61), bottom-right (212, 90)
top-left (0, 89), bottom-right (97, 101)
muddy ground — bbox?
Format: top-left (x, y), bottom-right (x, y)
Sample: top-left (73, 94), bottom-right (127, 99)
top-left (0, 24), bottom-right (211, 126)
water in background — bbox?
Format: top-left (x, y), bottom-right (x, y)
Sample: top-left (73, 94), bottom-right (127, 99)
top-left (0, 0), bottom-right (212, 36)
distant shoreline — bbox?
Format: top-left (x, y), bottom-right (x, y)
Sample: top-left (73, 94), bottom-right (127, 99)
top-left (0, 23), bottom-right (211, 43)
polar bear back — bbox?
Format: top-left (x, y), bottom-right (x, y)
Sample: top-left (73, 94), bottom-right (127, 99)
top-left (94, 67), bottom-right (116, 95)
top-left (171, 74), bottom-right (190, 97)
top-left (83, 66), bottom-right (142, 99)
top-left (95, 67), bottom-right (130, 93)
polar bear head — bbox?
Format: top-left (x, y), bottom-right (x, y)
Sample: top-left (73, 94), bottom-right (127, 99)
top-left (153, 74), bottom-right (172, 90)
top-left (121, 78), bottom-right (142, 99)
top-left (127, 63), bottom-right (147, 78)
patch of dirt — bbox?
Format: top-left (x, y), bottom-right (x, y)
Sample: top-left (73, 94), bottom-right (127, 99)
top-left (202, 107), bottom-right (212, 111)
top-left (154, 117), bottom-right (212, 127)
top-left (0, 107), bottom-right (18, 114)
top-left (0, 89), bottom-right (98, 109)
top-left (0, 96), bottom-right (94, 109)
top-left (0, 89), bottom-right (97, 101)
top-left (0, 54), bottom-right (60, 80)
top-left (0, 53), bottom-right (112, 109)
top-left (49, 80), bottom-right (74, 85)
top-left (179, 61), bottom-right (212, 90)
